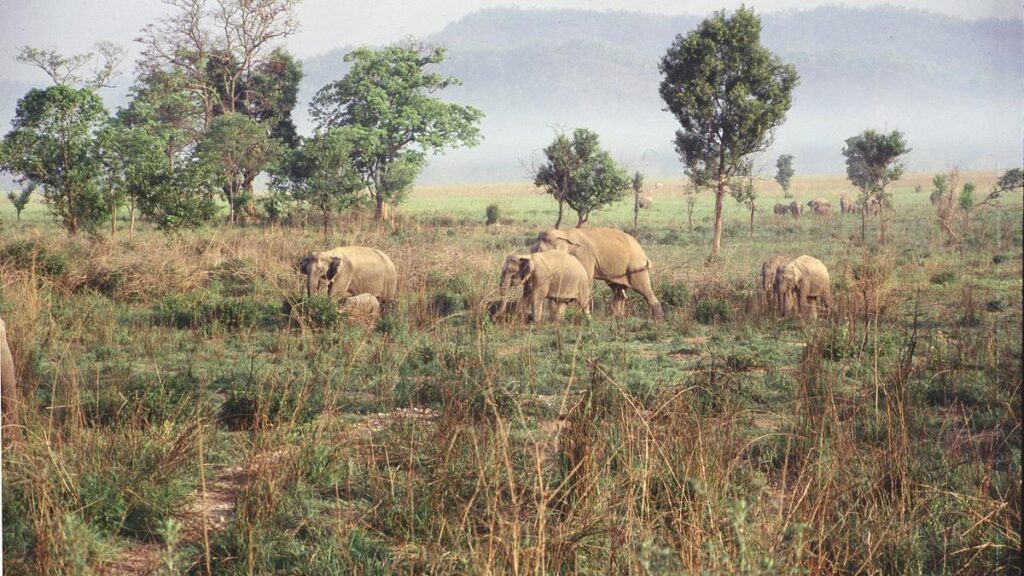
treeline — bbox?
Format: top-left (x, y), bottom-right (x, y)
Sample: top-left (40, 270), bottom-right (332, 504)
top-left (0, 0), bottom-right (482, 236)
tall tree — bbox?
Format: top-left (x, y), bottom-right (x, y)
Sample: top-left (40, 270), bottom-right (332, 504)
top-left (775, 153), bottom-right (794, 198)
top-left (0, 86), bottom-right (109, 235)
top-left (310, 43), bottom-right (484, 220)
top-left (842, 129), bottom-right (910, 244)
top-left (659, 7), bottom-right (798, 260)
top-left (136, 0), bottom-right (302, 215)
top-left (16, 42), bottom-right (124, 90)
top-left (534, 128), bottom-right (630, 228)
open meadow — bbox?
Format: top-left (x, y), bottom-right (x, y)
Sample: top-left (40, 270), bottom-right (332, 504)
top-left (1, 173), bottom-right (1021, 574)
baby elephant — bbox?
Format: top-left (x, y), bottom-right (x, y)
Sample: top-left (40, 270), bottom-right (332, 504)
top-left (760, 256), bottom-right (791, 309)
top-left (774, 255), bottom-right (831, 318)
top-left (518, 252), bottom-right (592, 323)
top-left (340, 293), bottom-right (380, 326)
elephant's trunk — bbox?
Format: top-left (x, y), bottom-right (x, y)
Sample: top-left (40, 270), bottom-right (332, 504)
top-left (306, 273), bottom-right (317, 298)
top-left (495, 272), bottom-right (513, 317)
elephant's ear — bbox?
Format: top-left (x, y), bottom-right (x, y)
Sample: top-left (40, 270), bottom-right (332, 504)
top-left (326, 257), bottom-right (343, 280)
top-left (557, 237), bottom-right (582, 248)
top-left (517, 257), bottom-right (534, 280)
top-left (298, 256), bottom-right (313, 275)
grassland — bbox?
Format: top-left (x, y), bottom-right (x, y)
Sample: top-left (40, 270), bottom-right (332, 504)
top-left (0, 173), bottom-right (1020, 574)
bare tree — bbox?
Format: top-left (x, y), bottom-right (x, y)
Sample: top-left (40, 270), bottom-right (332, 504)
top-left (16, 41), bottom-right (125, 89)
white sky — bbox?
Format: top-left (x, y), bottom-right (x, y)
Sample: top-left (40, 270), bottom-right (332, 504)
top-left (0, 0), bottom-right (1020, 83)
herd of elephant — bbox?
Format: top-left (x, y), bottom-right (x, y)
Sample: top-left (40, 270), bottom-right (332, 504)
top-left (774, 195), bottom-right (879, 217)
top-left (299, 226), bottom-right (831, 324)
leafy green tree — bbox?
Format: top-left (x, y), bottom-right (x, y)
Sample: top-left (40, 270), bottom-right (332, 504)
top-left (775, 154), bottom-right (794, 198)
top-left (730, 159), bottom-right (759, 237)
top-left (842, 129), bottom-right (910, 244)
top-left (0, 86), bottom-right (109, 235)
top-left (534, 128), bottom-right (630, 228)
top-left (271, 127), bottom-right (366, 232)
top-left (6, 184), bottom-right (35, 222)
top-left (659, 7), bottom-right (798, 259)
top-left (310, 43), bottom-right (484, 220)
top-left (198, 113), bottom-right (279, 224)
top-left (631, 171), bottom-right (644, 234)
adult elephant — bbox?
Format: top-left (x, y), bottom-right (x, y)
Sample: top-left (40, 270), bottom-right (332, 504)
top-left (840, 195), bottom-right (857, 214)
top-left (530, 227), bottom-right (664, 320)
top-left (807, 198), bottom-right (831, 215)
top-left (773, 203), bottom-right (790, 215)
top-left (298, 247), bottom-right (397, 303)
top-left (789, 201), bottom-right (803, 218)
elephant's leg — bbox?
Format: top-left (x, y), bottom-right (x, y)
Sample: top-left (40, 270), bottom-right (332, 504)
top-left (629, 270), bottom-right (664, 320)
top-left (579, 296), bottom-right (591, 320)
top-left (553, 302), bottom-right (567, 322)
top-left (609, 284), bottom-right (628, 316)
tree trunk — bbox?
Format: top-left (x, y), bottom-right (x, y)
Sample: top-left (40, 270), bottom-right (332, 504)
top-left (129, 203), bottom-right (136, 236)
top-left (111, 204), bottom-right (117, 237)
top-left (633, 191), bottom-right (639, 235)
top-left (749, 202), bottom-right (755, 237)
top-left (687, 207), bottom-right (693, 233)
top-left (860, 204), bottom-right (867, 243)
top-left (576, 212), bottom-right (587, 228)
top-left (554, 198), bottom-right (565, 229)
top-left (711, 178), bottom-right (725, 259)
top-left (878, 204), bottom-right (886, 244)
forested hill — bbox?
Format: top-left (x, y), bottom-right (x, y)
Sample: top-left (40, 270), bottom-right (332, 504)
top-left (302, 5), bottom-right (1022, 181)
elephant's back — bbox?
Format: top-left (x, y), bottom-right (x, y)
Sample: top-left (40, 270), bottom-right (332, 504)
top-left (340, 246), bottom-right (398, 301)
top-left (792, 255), bottom-right (829, 280)
top-left (576, 227), bottom-right (651, 275)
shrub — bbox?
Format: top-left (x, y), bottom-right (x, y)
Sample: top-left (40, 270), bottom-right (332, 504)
top-left (212, 296), bottom-right (263, 328)
top-left (985, 298), bottom-right (1006, 313)
top-left (431, 290), bottom-right (467, 316)
top-left (694, 299), bottom-right (729, 324)
top-left (485, 204), bottom-right (501, 225)
top-left (0, 238), bottom-right (70, 278)
top-left (930, 270), bottom-right (956, 285)
top-left (991, 254), bottom-right (1007, 264)
top-left (291, 295), bottom-right (339, 329)
top-left (659, 281), bottom-right (691, 309)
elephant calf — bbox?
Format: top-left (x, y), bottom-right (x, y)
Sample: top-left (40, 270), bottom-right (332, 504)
top-left (760, 256), bottom-right (791, 309)
top-left (774, 255), bottom-right (831, 318)
top-left (637, 194), bottom-right (653, 209)
top-left (340, 293), bottom-right (380, 326)
top-left (517, 252), bottom-right (592, 323)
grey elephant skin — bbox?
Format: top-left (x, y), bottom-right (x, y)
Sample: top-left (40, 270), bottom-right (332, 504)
top-left (530, 227), bottom-right (664, 320)
top-left (760, 255), bottom-right (791, 309)
top-left (517, 252), bottom-right (592, 323)
top-left (774, 255), bottom-right (832, 318)
top-left (299, 247), bottom-right (397, 303)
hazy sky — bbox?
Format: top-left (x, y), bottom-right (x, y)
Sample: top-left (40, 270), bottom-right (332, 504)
top-left (0, 0), bottom-right (1020, 83)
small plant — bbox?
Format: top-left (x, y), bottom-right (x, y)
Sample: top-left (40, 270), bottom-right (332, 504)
top-left (985, 298), bottom-right (1005, 313)
top-left (431, 290), bottom-right (467, 316)
top-left (694, 299), bottom-right (729, 324)
top-left (293, 294), bottom-right (339, 329)
top-left (485, 203), bottom-right (500, 225)
top-left (929, 270), bottom-right (956, 285)
top-left (991, 254), bottom-right (1007, 264)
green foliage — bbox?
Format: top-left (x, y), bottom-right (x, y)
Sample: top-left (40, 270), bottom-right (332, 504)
top-left (929, 270), bottom-right (957, 285)
top-left (659, 281), bottom-right (691, 309)
top-left (534, 128), bottom-right (631, 227)
top-left (842, 129), bottom-right (910, 242)
top-left (659, 7), bottom-right (798, 256)
top-left (694, 299), bottom-right (729, 324)
top-left (6, 183), bottom-right (35, 221)
top-left (310, 43), bottom-right (483, 218)
top-left (198, 113), bottom-right (280, 223)
top-left (485, 203), bottom-right (501, 225)
top-left (291, 295), bottom-right (340, 329)
top-left (0, 238), bottom-right (70, 278)
top-left (271, 127), bottom-right (366, 225)
top-left (0, 85), bottom-right (110, 235)
top-left (775, 154), bottom-right (794, 197)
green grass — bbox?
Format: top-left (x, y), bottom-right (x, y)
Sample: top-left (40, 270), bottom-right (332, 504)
top-left (0, 172), bottom-right (1020, 574)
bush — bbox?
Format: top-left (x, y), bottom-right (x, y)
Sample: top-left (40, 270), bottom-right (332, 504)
top-left (694, 299), bottom-right (729, 324)
top-left (291, 295), bottom-right (340, 329)
top-left (431, 291), bottom-right (467, 316)
top-left (991, 254), bottom-right (1008, 265)
top-left (659, 281), bottom-right (691, 309)
top-left (930, 270), bottom-right (957, 285)
top-left (0, 238), bottom-right (70, 278)
top-left (485, 204), bottom-right (501, 225)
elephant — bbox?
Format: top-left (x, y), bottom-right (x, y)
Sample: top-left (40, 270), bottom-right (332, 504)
top-left (494, 253), bottom-right (531, 319)
top-left (298, 247), bottom-right (397, 304)
top-left (517, 252), bottom-right (592, 323)
top-left (530, 227), bottom-right (664, 320)
top-left (773, 203), bottom-right (790, 215)
top-left (840, 195), bottom-right (857, 214)
top-left (340, 293), bottom-right (381, 325)
top-left (789, 201), bottom-right (803, 218)
top-left (774, 255), bottom-right (832, 318)
top-left (807, 198), bottom-right (831, 215)
top-left (760, 256), bottom-right (791, 309)
top-left (865, 197), bottom-right (881, 215)
top-left (637, 194), bottom-right (654, 209)
top-left (1, 317), bottom-right (19, 441)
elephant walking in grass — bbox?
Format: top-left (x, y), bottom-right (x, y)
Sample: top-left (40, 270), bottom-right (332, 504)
top-left (520, 252), bottom-right (592, 323)
top-left (840, 195), bottom-right (857, 214)
top-left (298, 247), bottom-right (397, 304)
top-left (530, 227), bottom-right (664, 320)
top-left (773, 203), bottom-right (790, 215)
top-left (789, 201), bottom-right (803, 218)
top-left (1, 317), bottom-right (19, 442)
top-left (808, 198), bottom-right (832, 215)
top-left (760, 256), bottom-right (791, 310)
top-left (774, 255), bottom-right (831, 318)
